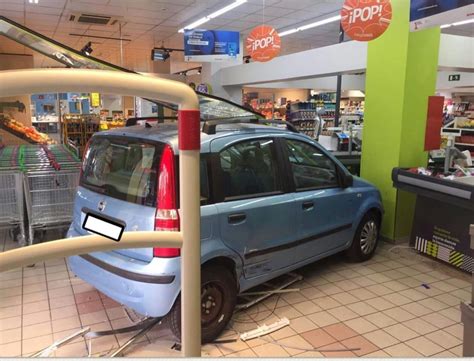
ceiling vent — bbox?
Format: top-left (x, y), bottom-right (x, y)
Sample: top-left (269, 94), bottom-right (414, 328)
top-left (68, 13), bottom-right (121, 26)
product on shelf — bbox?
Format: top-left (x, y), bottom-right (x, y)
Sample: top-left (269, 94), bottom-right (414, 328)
top-left (99, 119), bottom-right (126, 130)
top-left (0, 116), bottom-right (54, 144)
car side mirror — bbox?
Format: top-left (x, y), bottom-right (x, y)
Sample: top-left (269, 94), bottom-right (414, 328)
top-left (342, 174), bottom-right (353, 188)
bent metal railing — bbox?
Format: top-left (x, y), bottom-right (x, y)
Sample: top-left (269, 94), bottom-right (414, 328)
top-left (0, 69), bottom-right (202, 357)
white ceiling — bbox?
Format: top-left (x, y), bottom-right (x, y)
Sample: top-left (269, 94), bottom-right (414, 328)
top-left (0, 0), bottom-right (472, 73)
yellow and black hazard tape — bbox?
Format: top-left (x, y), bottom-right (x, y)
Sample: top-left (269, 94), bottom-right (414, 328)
top-left (449, 251), bottom-right (464, 267)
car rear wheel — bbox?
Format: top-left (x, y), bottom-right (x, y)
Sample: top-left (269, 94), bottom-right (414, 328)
top-left (167, 264), bottom-right (237, 344)
top-left (347, 211), bottom-right (380, 262)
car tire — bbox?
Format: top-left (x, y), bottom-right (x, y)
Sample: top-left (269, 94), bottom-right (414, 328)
top-left (167, 264), bottom-right (237, 344)
top-left (347, 211), bottom-right (380, 262)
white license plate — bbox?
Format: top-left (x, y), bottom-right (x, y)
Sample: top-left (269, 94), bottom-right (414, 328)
top-left (82, 212), bottom-right (125, 242)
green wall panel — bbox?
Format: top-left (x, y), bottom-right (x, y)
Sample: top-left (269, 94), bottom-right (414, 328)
top-left (360, 0), bottom-right (440, 240)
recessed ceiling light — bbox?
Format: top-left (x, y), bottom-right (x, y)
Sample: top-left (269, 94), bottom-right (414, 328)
top-left (28, 0), bottom-right (39, 3)
top-left (279, 15), bottom-right (341, 37)
top-left (178, 0), bottom-right (247, 33)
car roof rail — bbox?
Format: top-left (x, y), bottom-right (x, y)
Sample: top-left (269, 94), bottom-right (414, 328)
top-left (125, 116), bottom-right (178, 127)
top-left (201, 118), bottom-right (299, 135)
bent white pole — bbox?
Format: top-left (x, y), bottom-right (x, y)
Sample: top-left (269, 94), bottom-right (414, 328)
top-left (0, 232), bottom-right (183, 273)
top-left (0, 69), bottom-right (202, 357)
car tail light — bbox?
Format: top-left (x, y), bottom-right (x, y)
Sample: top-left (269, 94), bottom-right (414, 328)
top-left (79, 140), bottom-right (91, 180)
top-left (154, 144), bottom-right (180, 258)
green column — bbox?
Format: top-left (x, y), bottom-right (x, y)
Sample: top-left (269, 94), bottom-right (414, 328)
top-left (360, 0), bottom-right (441, 241)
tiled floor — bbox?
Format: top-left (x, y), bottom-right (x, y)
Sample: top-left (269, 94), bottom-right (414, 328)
top-left (0, 230), bottom-right (471, 357)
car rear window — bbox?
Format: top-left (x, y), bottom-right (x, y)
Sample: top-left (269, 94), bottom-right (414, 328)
top-left (80, 136), bottom-right (163, 207)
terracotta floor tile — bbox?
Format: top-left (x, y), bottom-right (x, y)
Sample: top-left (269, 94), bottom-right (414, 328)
top-left (347, 301), bottom-right (378, 316)
top-left (383, 323), bottom-right (419, 342)
top-left (308, 311), bottom-right (339, 327)
top-left (327, 305), bottom-right (359, 322)
top-left (22, 320), bottom-right (52, 339)
top-left (226, 348), bottom-right (257, 357)
top-left (331, 292), bottom-right (359, 305)
top-left (79, 310), bottom-right (109, 326)
top-left (348, 288), bottom-right (378, 301)
top-left (46, 272), bottom-right (70, 282)
top-left (0, 305), bottom-right (21, 319)
top-left (47, 279), bottom-right (71, 290)
top-left (105, 306), bottom-right (126, 321)
top-left (382, 280), bottom-right (410, 292)
top-left (0, 328), bottom-right (21, 345)
top-left (289, 316), bottom-right (317, 334)
top-left (48, 286), bottom-right (73, 299)
top-left (421, 312), bottom-right (456, 329)
top-left (384, 342), bottom-right (423, 357)
top-left (382, 306), bottom-right (416, 322)
top-left (343, 317), bottom-right (377, 335)
top-left (417, 297), bottom-right (449, 312)
top-left (0, 295), bottom-right (22, 308)
top-left (444, 323), bottom-right (463, 339)
top-left (401, 301), bottom-right (432, 317)
top-left (102, 296), bottom-right (121, 309)
top-left (52, 315), bottom-right (81, 333)
top-left (362, 349), bottom-right (390, 357)
top-left (293, 300), bottom-right (322, 315)
top-left (425, 329), bottom-right (462, 349)
top-left (449, 345), bottom-right (463, 357)
top-left (363, 329), bottom-right (398, 348)
top-left (0, 340), bottom-right (22, 356)
top-left (313, 296), bottom-right (341, 310)
top-left (22, 300), bottom-right (49, 315)
top-left (322, 322), bottom-right (358, 341)
top-left (439, 306), bottom-right (462, 322)
top-left (434, 293), bottom-right (463, 307)
top-left (365, 296), bottom-right (395, 311)
top-left (278, 334), bottom-right (314, 356)
top-left (405, 335), bottom-right (444, 356)
top-left (74, 290), bottom-right (100, 304)
top-left (77, 300), bottom-right (104, 315)
top-left (50, 305), bottom-right (78, 321)
top-left (340, 335), bottom-right (378, 356)
top-left (0, 316), bottom-right (21, 331)
top-left (319, 341), bottom-right (355, 357)
top-left (23, 274), bottom-right (46, 286)
top-left (301, 328), bottom-right (336, 348)
top-left (22, 310), bottom-right (51, 327)
top-left (252, 340), bottom-right (290, 357)
top-left (49, 295), bottom-right (76, 309)
top-left (24, 284), bottom-right (48, 296)
top-left (72, 283), bottom-right (96, 294)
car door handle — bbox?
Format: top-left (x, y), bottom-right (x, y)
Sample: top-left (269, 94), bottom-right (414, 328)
top-left (228, 213), bottom-right (247, 224)
top-left (302, 201), bottom-right (314, 211)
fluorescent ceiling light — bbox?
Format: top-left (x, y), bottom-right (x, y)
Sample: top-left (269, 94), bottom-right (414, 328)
top-left (279, 15), bottom-right (341, 37)
top-left (28, 0), bottom-right (39, 3)
top-left (178, 0), bottom-right (247, 33)
top-left (440, 18), bottom-right (474, 29)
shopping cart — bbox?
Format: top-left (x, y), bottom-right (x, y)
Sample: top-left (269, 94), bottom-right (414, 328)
top-left (0, 167), bottom-right (26, 245)
top-left (23, 167), bottom-right (80, 245)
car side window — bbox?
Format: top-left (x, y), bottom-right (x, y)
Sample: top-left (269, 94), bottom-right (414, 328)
top-left (200, 158), bottom-right (210, 204)
top-left (219, 138), bottom-right (281, 199)
top-left (286, 139), bottom-right (339, 190)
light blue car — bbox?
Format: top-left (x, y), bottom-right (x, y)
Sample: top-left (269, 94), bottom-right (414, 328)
top-left (67, 97), bottom-right (383, 343)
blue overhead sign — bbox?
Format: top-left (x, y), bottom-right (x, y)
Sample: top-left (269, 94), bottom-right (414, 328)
top-left (184, 29), bottom-right (240, 62)
top-left (410, 0), bottom-right (473, 31)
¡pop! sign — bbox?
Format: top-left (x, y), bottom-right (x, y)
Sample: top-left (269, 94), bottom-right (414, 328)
top-left (341, 0), bottom-right (392, 42)
top-left (246, 25), bottom-right (281, 62)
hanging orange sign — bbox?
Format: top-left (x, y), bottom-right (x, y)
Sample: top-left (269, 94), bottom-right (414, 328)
top-left (341, 0), bottom-right (392, 42)
top-left (246, 25), bottom-right (281, 62)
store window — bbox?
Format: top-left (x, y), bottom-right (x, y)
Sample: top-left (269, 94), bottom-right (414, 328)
top-left (286, 139), bottom-right (339, 190)
top-left (219, 139), bottom-right (281, 199)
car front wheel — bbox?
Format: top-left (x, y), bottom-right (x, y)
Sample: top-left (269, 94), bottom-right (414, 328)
top-left (347, 211), bottom-right (380, 262)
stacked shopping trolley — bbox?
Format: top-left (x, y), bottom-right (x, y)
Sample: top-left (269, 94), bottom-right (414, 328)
top-left (0, 144), bottom-right (81, 245)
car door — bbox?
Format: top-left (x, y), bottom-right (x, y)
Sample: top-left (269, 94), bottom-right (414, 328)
top-left (283, 137), bottom-right (358, 261)
top-left (211, 135), bottom-right (297, 279)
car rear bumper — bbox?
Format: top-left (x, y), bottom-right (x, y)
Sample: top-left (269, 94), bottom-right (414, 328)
top-left (67, 228), bottom-right (180, 317)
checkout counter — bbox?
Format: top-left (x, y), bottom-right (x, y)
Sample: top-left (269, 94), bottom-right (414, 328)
top-left (392, 168), bottom-right (474, 273)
